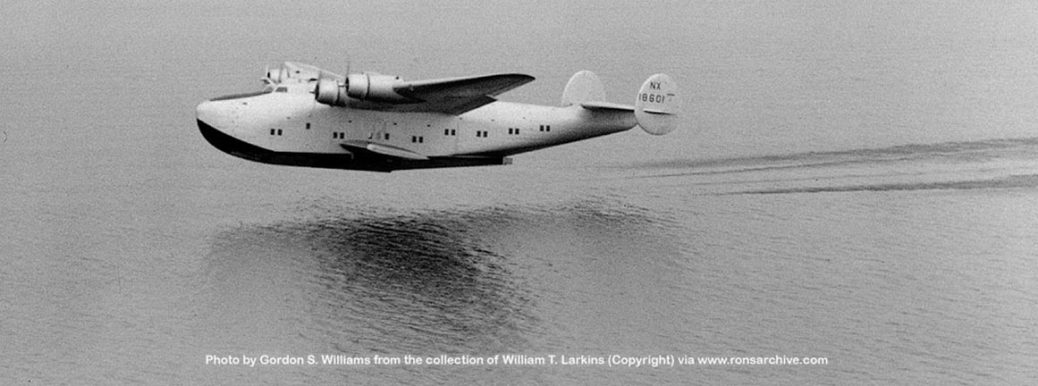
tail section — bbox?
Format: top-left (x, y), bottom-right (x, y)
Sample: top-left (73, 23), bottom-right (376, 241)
top-left (635, 74), bottom-right (679, 135)
top-left (561, 70), bottom-right (605, 106)
top-left (564, 70), bottom-right (680, 135)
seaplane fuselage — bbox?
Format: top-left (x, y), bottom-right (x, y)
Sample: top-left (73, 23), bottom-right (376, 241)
top-left (196, 62), bottom-right (677, 172)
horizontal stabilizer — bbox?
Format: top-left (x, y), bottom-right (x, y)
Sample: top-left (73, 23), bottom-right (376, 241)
top-left (341, 141), bottom-right (429, 160)
top-left (580, 101), bottom-right (635, 112)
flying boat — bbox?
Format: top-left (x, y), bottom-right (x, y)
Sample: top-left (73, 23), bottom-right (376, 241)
top-left (196, 62), bottom-right (679, 172)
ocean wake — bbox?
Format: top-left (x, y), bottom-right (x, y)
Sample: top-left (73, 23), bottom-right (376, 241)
top-left (634, 137), bottom-right (1038, 194)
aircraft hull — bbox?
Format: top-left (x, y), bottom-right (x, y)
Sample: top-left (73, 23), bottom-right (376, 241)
top-left (198, 119), bottom-right (510, 172)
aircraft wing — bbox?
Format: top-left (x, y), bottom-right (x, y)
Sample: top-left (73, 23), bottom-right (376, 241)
top-left (389, 73), bottom-right (535, 115)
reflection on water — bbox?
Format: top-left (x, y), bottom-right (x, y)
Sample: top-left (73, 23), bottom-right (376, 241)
top-left (292, 207), bottom-right (537, 355)
top-left (200, 197), bottom-right (682, 381)
top-left (206, 207), bottom-right (529, 356)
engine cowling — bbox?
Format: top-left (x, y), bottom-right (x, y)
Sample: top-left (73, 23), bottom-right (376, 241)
top-left (314, 77), bottom-right (348, 106)
top-left (314, 72), bottom-right (418, 106)
top-left (346, 73), bottom-right (411, 102)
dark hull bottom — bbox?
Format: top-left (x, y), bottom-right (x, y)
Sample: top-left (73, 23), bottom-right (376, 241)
top-left (198, 120), bottom-right (509, 172)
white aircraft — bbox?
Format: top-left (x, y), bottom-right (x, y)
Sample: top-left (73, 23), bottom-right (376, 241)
top-left (196, 62), bottom-right (679, 172)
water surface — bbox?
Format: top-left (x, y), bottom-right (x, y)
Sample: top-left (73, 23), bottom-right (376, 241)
top-left (2, 1), bottom-right (1037, 384)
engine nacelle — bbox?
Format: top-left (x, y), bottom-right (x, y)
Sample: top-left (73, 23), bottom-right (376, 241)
top-left (346, 73), bottom-right (413, 103)
top-left (315, 72), bottom-right (418, 106)
top-left (315, 77), bottom-right (348, 106)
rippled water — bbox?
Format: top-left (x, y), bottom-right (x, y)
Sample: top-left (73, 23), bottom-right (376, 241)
top-left (3, 1), bottom-right (1038, 384)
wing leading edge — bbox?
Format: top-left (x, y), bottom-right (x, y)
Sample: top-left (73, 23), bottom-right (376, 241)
top-left (275, 61), bottom-right (534, 115)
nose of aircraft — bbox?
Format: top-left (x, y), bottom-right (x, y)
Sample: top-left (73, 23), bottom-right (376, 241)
top-left (195, 100), bottom-right (222, 128)
top-left (196, 98), bottom-right (245, 155)
top-left (196, 98), bottom-right (244, 141)
top-left (196, 98), bottom-right (249, 157)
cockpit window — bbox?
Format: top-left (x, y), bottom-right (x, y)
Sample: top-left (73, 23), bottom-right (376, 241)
top-left (275, 86), bottom-right (288, 93)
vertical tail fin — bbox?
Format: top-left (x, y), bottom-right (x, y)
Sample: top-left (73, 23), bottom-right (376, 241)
top-left (635, 74), bottom-right (679, 135)
top-left (561, 70), bottom-right (605, 106)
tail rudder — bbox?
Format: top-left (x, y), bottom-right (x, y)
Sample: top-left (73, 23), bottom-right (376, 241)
top-left (635, 74), bottom-right (679, 135)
